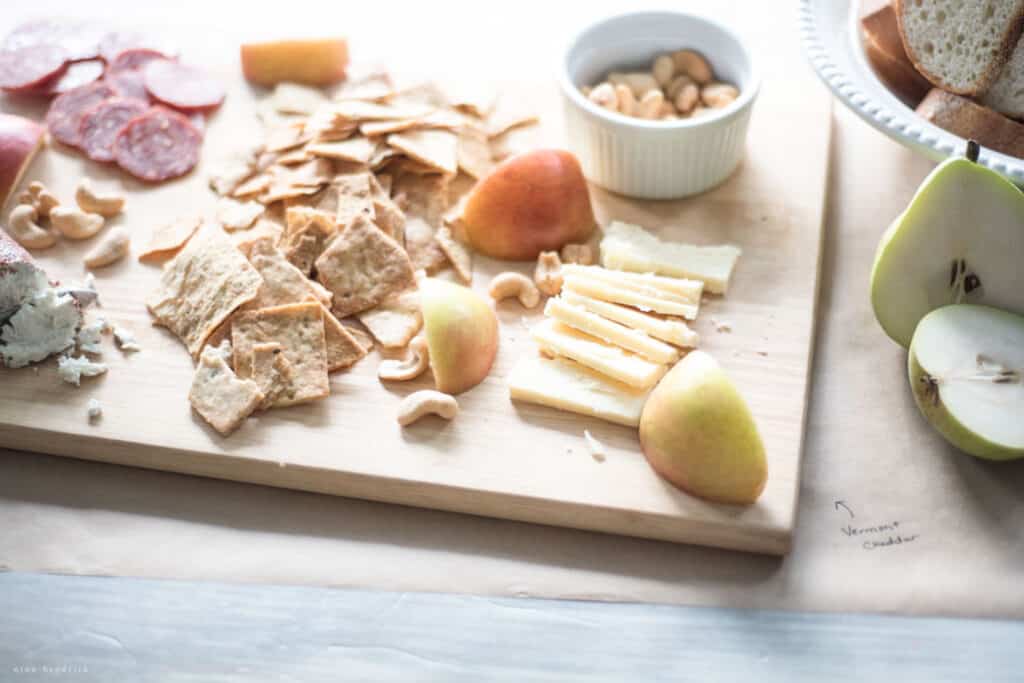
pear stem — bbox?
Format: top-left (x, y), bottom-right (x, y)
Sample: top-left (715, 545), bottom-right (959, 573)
top-left (966, 139), bottom-right (980, 163)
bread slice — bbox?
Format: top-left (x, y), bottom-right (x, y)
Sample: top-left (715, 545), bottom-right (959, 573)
top-left (895, 0), bottom-right (1024, 96)
top-left (982, 40), bottom-right (1024, 117)
top-left (861, 1), bottom-right (933, 103)
top-left (916, 88), bottom-right (1024, 158)
top-left (862, 0), bottom-right (909, 61)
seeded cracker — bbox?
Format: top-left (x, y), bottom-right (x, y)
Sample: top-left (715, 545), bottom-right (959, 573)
top-left (281, 207), bottom-right (337, 275)
top-left (306, 137), bottom-right (377, 164)
top-left (332, 172), bottom-right (375, 229)
top-left (322, 307), bottom-right (368, 371)
top-left (241, 342), bottom-right (296, 409)
top-left (189, 343), bottom-right (264, 435)
top-left (138, 216), bottom-right (201, 263)
top-left (435, 226), bottom-right (472, 283)
top-left (386, 129), bottom-right (458, 176)
top-left (394, 173), bottom-right (449, 272)
top-left (357, 289), bottom-right (422, 348)
top-left (146, 226), bottom-right (263, 358)
top-left (368, 173), bottom-right (405, 243)
top-left (233, 218), bottom-right (284, 258)
top-left (456, 126), bottom-right (495, 179)
top-left (314, 213), bottom-right (416, 318)
top-left (231, 302), bottom-right (329, 406)
top-left (247, 241), bottom-right (329, 308)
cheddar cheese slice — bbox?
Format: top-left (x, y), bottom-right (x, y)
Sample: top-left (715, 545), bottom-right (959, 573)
top-left (561, 290), bottom-right (699, 348)
top-left (544, 297), bottom-right (680, 364)
top-left (530, 319), bottom-right (666, 389)
top-left (508, 354), bottom-right (652, 427)
top-left (563, 274), bottom-right (698, 319)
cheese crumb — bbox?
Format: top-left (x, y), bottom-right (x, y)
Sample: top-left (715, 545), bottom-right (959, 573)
top-left (113, 325), bottom-right (141, 352)
top-left (710, 318), bottom-right (732, 333)
top-left (583, 429), bottom-right (607, 463)
top-left (57, 354), bottom-right (108, 386)
top-left (87, 398), bottom-right (102, 422)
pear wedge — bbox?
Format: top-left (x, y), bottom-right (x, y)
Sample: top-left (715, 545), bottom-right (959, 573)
top-left (871, 143), bottom-right (1024, 348)
top-left (909, 305), bottom-right (1024, 461)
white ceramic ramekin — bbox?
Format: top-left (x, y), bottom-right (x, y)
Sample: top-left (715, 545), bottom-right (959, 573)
top-left (559, 11), bottom-right (760, 200)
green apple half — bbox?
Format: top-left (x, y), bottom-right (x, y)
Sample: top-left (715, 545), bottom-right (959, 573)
top-left (871, 144), bottom-right (1024, 348)
top-left (909, 304), bottom-right (1024, 461)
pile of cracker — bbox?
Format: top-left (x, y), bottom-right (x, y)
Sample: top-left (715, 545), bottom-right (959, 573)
top-left (141, 67), bottom-right (537, 436)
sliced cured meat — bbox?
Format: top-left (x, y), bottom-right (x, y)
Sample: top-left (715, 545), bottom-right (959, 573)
top-left (78, 97), bottom-right (148, 162)
top-left (45, 80), bottom-right (118, 147)
top-left (107, 48), bottom-right (169, 74)
top-left (1, 20), bottom-right (105, 62)
top-left (105, 68), bottom-right (150, 102)
top-left (113, 107), bottom-right (202, 182)
top-left (40, 59), bottom-right (104, 95)
top-left (144, 60), bottom-right (225, 111)
top-left (0, 45), bottom-right (67, 92)
top-left (99, 31), bottom-right (178, 64)
top-left (188, 112), bottom-right (206, 136)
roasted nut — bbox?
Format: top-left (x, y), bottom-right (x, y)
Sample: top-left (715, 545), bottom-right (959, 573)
top-left (614, 84), bottom-right (636, 117)
top-left (672, 50), bottom-right (713, 84)
top-left (378, 335), bottom-right (430, 382)
top-left (636, 90), bottom-right (664, 119)
top-left (396, 390), bottom-right (458, 427)
top-left (701, 82), bottom-right (740, 108)
top-left (50, 206), bottom-right (105, 240)
top-left (534, 251), bottom-right (564, 297)
top-left (7, 204), bottom-right (57, 249)
top-left (652, 54), bottom-right (675, 87)
top-left (75, 178), bottom-right (125, 217)
top-left (83, 227), bottom-right (130, 268)
top-left (488, 271), bottom-right (540, 308)
top-left (665, 74), bottom-right (695, 101)
top-left (17, 181), bottom-right (60, 217)
top-left (607, 71), bottom-right (659, 98)
top-left (580, 85), bottom-right (593, 98)
top-left (690, 106), bottom-right (714, 119)
top-left (588, 82), bottom-right (617, 111)
top-left (560, 243), bottom-right (595, 265)
top-left (673, 83), bottom-right (700, 114)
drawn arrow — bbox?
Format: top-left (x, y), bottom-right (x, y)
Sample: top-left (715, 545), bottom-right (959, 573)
top-left (834, 500), bottom-right (854, 518)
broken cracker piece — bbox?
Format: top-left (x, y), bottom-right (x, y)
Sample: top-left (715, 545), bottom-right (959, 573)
top-left (387, 129), bottom-right (458, 176)
top-left (434, 226), bottom-right (472, 284)
top-left (247, 241), bottom-right (332, 309)
top-left (342, 323), bottom-right (375, 352)
top-left (356, 289), bottom-right (422, 349)
top-left (272, 82), bottom-right (328, 115)
top-left (456, 126), bottom-right (495, 179)
top-left (189, 343), bottom-right (264, 435)
top-left (138, 216), bottom-right (202, 263)
top-left (216, 198), bottom-right (265, 231)
top-left (281, 207), bottom-right (338, 275)
top-left (242, 342), bottom-right (296, 410)
top-left (322, 307), bottom-right (368, 371)
top-left (306, 137), bottom-right (377, 164)
top-left (232, 218), bottom-right (284, 259)
top-left (332, 172), bottom-right (375, 229)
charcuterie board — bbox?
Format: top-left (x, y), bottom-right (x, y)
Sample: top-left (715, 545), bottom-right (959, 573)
top-left (0, 26), bottom-right (830, 555)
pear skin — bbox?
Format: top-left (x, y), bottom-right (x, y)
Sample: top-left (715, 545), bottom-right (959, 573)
top-left (421, 278), bottom-right (499, 395)
top-left (639, 351), bottom-right (767, 505)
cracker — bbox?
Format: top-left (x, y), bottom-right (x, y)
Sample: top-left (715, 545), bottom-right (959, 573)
top-left (138, 216), bottom-right (201, 263)
top-left (456, 126), bottom-right (495, 179)
top-left (369, 144), bottom-right (400, 169)
top-left (306, 137), bottom-right (377, 164)
top-left (216, 198), bottom-right (265, 231)
top-left (389, 81), bottom-right (449, 108)
top-left (274, 147), bottom-right (311, 165)
top-left (490, 124), bottom-right (540, 161)
top-left (330, 100), bottom-right (434, 123)
top-left (435, 226), bottom-right (472, 284)
top-left (146, 227), bottom-right (263, 359)
top-left (244, 342), bottom-right (296, 410)
top-left (403, 216), bottom-right (447, 273)
top-left (356, 289), bottom-right (422, 348)
top-left (359, 109), bottom-right (465, 137)
top-left (334, 70), bottom-right (394, 102)
top-left (333, 172), bottom-right (375, 229)
top-left (274, 158), bottom-right (334, 186)
top-left (446, 82), bottom-right (497, 118)
top-left (231, 172), bottom-right (273, 198)
top-left (247, 241), bottom-right (329, 308)
top-left (209, 145), bottom-right (260, 196)
top-left (322, 307), bottom-right (368, 371)
top-left (265, 122), bottom-right (313, 152)
top-left (387, 129), bottom-right (458, 176)
top-left (342, 323), bottom-right (375, 352)
top-left (233, 218), bottom-right (284, 259)
top-left (368, 173), bottom-right (405, 243)
top-left (393, 173), bottom-right (449, 272)
top-left (259, 182), bottom-right (321, 204)
top-left (281, 207), bottom-right (338, 275)
top-left (189, 343), bottom-right (264, 436)
top-left (486, 96), bottom-right (540, 138)
top-left (231, 302), bottom-right (329, 406)
top-left (272, 82), bottom-right (328, 115)
top-left (314, 213), bottom-right (416, 318)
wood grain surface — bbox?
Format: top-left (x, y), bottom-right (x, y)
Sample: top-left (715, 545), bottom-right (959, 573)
top-left (0, 29), bottom-right (831, 555)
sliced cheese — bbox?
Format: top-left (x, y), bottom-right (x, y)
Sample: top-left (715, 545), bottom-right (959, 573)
top-left (544, 297), bottom-right (680, 364)
top-left (508, 354), bottom-right (652, 427)
top-left (562, 290), bottom-right (699, 348)
top-left (562, 264), bottom-right (703, 302)
top-left (563, 274), bottom-right (698, 319)
top-left (600, 221), bottom-right (741, 294)
top-left (530, 319), bottom-right (666, 389)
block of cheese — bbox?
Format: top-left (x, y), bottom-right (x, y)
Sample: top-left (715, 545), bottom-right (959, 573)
top-left (508, 354), bottom-right (652, 427)
top-left (544, 297), bottom-right (680, 364)
top-left (600, 221), bottom-right (741, 294)
top-left (562, 290), bottom-right (699, 348)
top-left (563, 273), bottom-right (698, 319)
top-left (562, 264), bottom-right (702, 302)
top-left (530, 319), bottom-right (666, 389)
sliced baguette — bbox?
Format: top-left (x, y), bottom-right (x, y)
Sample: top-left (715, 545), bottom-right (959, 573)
top-left (916, 88), bottom-right (1024, 158)
top-left (982, 40), bottom-right (1024, 118)
top-left (895, 0), bottom-right (1024, 96)
top-left (862, 0), bottom-right (909, 61)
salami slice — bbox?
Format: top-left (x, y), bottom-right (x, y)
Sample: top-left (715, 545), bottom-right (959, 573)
top-left (105, 68), bottom-right (150, 102)
top-left (41, 59), bottom-right (104, 95)
top-left (143, 60), bottom-right (225, 111)
top-left (99, 31), bottom-right (178, 64)
top-left (107, 48), bottom-right (168, 74)
top-left (1, 20), bottom-right (105, 62)
top-left (113, 107), bottom-right (202, 182)
top-left (0, 45), bottom-right (67, 92)
top-left (78, 97), bottom-right (149, 162)
top-left (45, 81), bottom-right (118, 147)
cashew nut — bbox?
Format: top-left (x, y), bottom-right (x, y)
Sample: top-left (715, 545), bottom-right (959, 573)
top-left (613, 84), bottom-right (636, 117)
top-left (701, 83), bottom-right (740, 109)
top-left (607, 72), bottom-right (659, 98)
top-left (75, 178), bottom-right (125, 217)
top-left (488, 271), bottom-right (540, 308)
top-left (6, 204), bottom-right (57, 249)
top-left (378, 335), bottom-right (430, 382)
top-left (17, 181), bottom-right (60, 217)
top-left (588, 82), bottom-right (617, 111)
top-left (674, 83), bottom-right (700, 115)
top-left (652, 54), bottom-right (675, 87)
top-left (560, 243), bottom-right (595, 265)
top-left (672, 50), bottom-right (713, 84)
top-left (665, 74), bottom-right (694, 101)
top-left (396, 390), bottom-right (458, 427)
top-left (83, 227), bottom-right (130, 268)
top-left (50, 206), bottom-right (105, 240)
top-left (533, 251), bottom-right (563, 297)
top-left (636, 90), bottom-right (664, 119)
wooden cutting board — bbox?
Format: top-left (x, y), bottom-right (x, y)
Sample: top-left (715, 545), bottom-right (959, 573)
top-left (0, 46), bottom-right (830, 555)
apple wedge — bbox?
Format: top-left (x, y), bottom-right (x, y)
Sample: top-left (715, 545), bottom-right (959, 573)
top-left (421, 278), bottom-right (498, 395)
top-left (871, 142), bottom-right (1024, 347)
top-left (908, 304), bottom-right (1024, 461)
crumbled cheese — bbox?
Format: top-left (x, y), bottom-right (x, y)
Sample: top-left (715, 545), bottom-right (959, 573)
top-left (583, 429), bottom-right (607, 463)
top-left (112, 325), bottom-right (141, 352)
top-left (84, 273), bottom-right (100, 307)
top-left (87, 398), bottom-right (102, 421)
top-left (1, 289), bottom-right (81, 368)
top-left (77, 318), bottom-right (108, 355)
top-left (57, 354), bottom-right (108, 386)
top-left (710, 318), bottom-right (732, 333)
